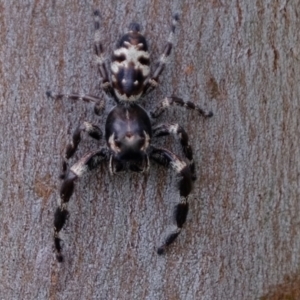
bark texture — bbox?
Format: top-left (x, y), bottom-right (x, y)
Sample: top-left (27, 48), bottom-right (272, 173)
top-left (1, 1), bottom-right (300, 299)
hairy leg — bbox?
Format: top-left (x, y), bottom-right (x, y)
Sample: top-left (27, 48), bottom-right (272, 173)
top-left (53, 148), bottom-right (108, 262)
top-left (151, 96), bottom-right (213, 118)
top-left (153, 123), bottom-right (196, 180)
top-left (150, 146), bottom-right (193, 254)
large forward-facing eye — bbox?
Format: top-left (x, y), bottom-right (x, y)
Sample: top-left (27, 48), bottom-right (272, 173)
top-left (138, 57), bottom-right (150, 65)
top-left (113, 54), bottom-right (126, 62)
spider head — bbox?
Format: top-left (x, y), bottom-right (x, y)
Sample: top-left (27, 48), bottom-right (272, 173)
top-left (111, 25), bottom-right (150, 102)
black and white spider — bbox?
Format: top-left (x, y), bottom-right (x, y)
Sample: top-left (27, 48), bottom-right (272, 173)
top-left (48, 11), bottom-right (212, 262)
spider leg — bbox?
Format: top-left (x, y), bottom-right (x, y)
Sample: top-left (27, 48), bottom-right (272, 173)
top-left (46, 91), bottom-right (105, 116)
top-left (109, 155), bottom-right (125, 174)
top-left (143, 14), bottom-right (179, 94)
top-left (153, 123), bottom-right (196, 180)
top-left (151, 96), bottom-right (213, 118)
top-left (53, 148), bottom-right (109, 262)
top-left (150, 146), bottom-right (193, 255)
top-left (60, 122), bottom-right (103, 179)
top-left (93, 10), bottom-right (114, 98)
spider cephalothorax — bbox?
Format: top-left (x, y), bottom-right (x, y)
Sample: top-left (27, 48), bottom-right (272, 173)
top-left (111, 23), bottom-right (150, 101)
top-left (49, 10), bottom-right (212, 262)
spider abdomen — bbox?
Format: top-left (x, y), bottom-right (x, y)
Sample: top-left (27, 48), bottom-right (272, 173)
top-left (105, 104), bottom-right (152, 161)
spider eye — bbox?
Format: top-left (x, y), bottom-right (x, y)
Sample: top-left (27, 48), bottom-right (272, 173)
top-left (113, 54), bottom-right (126, 62)
top-left (138, 57), bottom-right (150, 65)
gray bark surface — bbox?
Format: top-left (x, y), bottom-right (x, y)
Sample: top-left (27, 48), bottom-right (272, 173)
top-left (1, 1), bottom-right (300, 299)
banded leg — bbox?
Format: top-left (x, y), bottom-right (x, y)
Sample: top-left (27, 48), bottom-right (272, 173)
top-left (151, 96), bottom-right (213, 118)
top-left (153, 123), bottom-right (196, 180)
top-left (61, 122), bottom-right (103, 179)
top-left (150, 147), bottom-right (193, 255)
top-left (54, 148), bottom-right (109, 262)
top-left (93, 10), bottom-right (113, 96)
top-left (46, 91), bottom-right (105, 115)
top-left (143, 14), bottom-right (179, 93)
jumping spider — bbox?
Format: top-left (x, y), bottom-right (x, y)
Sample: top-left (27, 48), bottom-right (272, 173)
top-left (48, 11), bottom-right (212, 262)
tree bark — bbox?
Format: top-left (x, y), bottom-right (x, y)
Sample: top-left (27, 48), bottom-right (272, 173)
top-left (1, 1), bottom-right (300, 299)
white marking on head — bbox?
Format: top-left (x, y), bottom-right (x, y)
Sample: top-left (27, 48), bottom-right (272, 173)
top-left (124, 41), bottom-right (131, 47)
top-left (137, 43), bottom-right (144, 49)
top-left (111, 63), bottom-right (119, 74)
top-left (112, 44), bottom-right (150, 77)
top-left (134, 80), bottom-right (139, 86)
